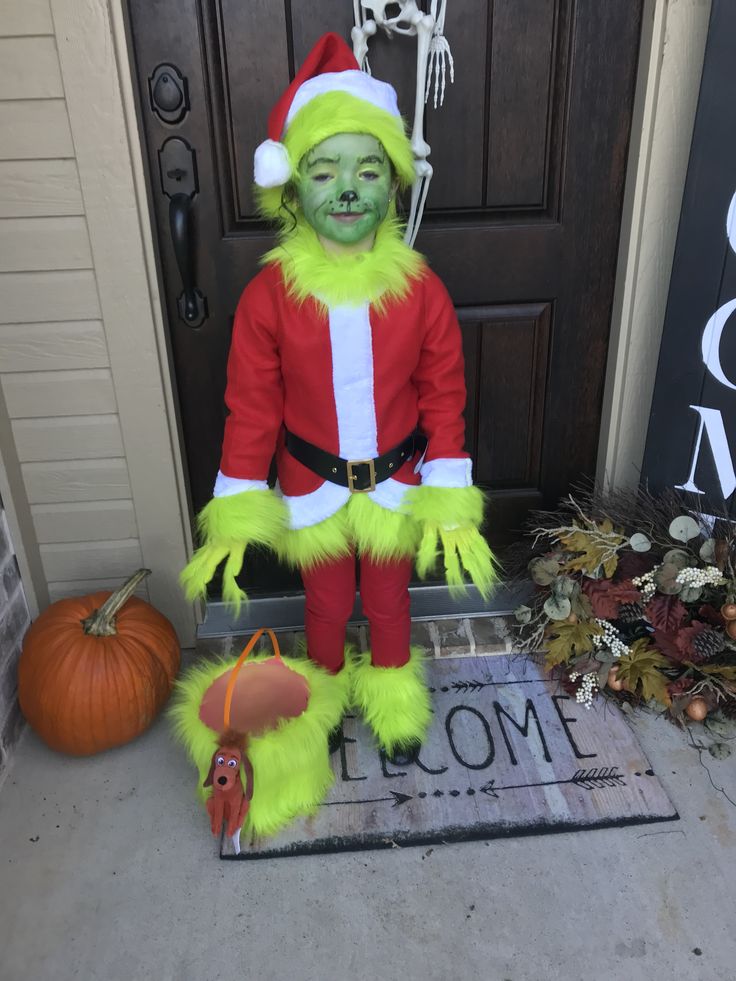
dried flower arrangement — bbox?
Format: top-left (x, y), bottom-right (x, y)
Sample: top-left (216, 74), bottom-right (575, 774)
top-left (510, 484), bottom-right (736, 725)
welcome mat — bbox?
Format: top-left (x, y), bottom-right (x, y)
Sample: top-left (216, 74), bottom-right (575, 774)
top-left (222, 654), bottom-right (678, 859)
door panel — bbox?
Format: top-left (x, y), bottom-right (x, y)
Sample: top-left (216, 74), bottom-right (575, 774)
top-left (124, 0), bottom-right (643, 593)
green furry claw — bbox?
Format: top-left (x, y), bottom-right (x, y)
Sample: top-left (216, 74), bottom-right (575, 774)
top-left (351, 648), bottom-right (432, 756)
top-left (180, 489), bottom-right (288, 614)
top-left (196, 489), bottom-right (287, 548)
top-left (406, 485), bottom-right (501, 599)
top-left (169, 653), bottom-right (352, 838)
top-left (405, 484), bottom-right (486, 528)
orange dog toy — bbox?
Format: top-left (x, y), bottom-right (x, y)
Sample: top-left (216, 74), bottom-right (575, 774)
top-left (202, 628), bottom-right (290, 853)
top-left (203, 733), bottom-right (254, 841)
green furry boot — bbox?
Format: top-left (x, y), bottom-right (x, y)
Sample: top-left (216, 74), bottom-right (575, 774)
top-left (350, 647), bottom-right (432, 758)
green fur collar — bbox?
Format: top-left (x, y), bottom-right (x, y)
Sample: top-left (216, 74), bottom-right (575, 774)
top-left (262, 215), bottom-right (425, 312)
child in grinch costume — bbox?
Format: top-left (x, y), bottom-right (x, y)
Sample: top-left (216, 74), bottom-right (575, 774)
top-left (181, 32), bottom-right (496, 760)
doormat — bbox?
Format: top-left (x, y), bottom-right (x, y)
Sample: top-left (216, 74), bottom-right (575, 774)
top-left (222, 654), bottom-right (678, 859)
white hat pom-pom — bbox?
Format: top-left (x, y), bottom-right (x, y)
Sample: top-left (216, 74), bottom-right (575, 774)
top-left (254, 139), bottom-right (292, 188)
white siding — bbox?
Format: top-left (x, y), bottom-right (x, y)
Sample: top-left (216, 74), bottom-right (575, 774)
top-left (0, 217), bottom-right (92, 271)
top-left (0, 5), bottom-right (144, 604)
top-left (0, 160), bottom-right (83, 217)
top-left (1, 0), bottom-right (54, 37)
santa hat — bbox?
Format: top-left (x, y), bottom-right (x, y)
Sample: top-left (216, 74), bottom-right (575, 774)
top-left (254, 32), bottom-right (415, 193)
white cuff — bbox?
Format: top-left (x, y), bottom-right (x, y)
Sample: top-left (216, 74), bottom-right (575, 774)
top-left (213, 471), bottom-right (269, 498)
top-left (420, 457), bottom-right (473, 487)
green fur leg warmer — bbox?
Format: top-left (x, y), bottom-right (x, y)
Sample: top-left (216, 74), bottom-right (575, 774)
top-left (169, 653), bottom-right (352, 838)
top-left (350, 647), bottom-right (432, 756)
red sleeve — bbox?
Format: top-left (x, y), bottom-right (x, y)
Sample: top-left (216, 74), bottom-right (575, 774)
top-left (220, 273), bottom-right (284, 480)
top-left (412, 271), bottom-right (469, 463)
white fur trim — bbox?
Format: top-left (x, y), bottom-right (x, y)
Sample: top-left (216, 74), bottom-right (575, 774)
top-left (369, 477), bottom-right (411, 511)
top-left (254, 139), bottom-right (292, 188)
top-left (286, 70), bottom-right (400, 129)
top-left (420, 457), bottom-right (473, 488)
top-left (283, 482), bottom-right (350, 530)
top-left (329, 303), bottom-right (378, 460)
top-left (284, 478), bottom-right (411, 530)
top-left (213, 471), bottom-right (269, 497)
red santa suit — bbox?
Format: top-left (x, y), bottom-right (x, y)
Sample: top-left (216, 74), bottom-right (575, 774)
top-left (214, 261), bottom-right (472, 527)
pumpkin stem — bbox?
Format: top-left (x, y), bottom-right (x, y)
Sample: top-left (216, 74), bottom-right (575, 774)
top-left (82, 568), bottom-right (152, 636)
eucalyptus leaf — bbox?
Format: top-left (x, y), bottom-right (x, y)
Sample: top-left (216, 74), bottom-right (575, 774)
top-left (629, 532), bottom-right (652, 552)
top-left (707, 742), bottom-right (732, 761)
top-left (514, 605), bottom-right (532, 624)
top-left (669, 515), bottom-right (701, 543)
top-left (699, 538), bottom-right (717, 563)
top-left (662, 549), bottom-right (690, 569)
top-left (705, 715), bottom-right (736, 738)
top-left (529, 556), bottom-right (560, 586)
top-left (543, 595), bottom-right (571, 621)
top-left (679, 585), bottom-right (703, 603)
top-left (551, 575), bottom-right (576, 599)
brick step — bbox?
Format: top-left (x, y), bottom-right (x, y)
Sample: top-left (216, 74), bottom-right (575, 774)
top-left (197, 614), bottom-right (516, 661)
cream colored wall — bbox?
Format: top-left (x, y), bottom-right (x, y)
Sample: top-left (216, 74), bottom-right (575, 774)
top-left (0, 0), bottom-right (195, 642)
top-left (597, 0), bottom-right (712, 488)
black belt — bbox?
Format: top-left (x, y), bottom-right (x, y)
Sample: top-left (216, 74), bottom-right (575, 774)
top-left (284, 428), bottom-right (427, 493)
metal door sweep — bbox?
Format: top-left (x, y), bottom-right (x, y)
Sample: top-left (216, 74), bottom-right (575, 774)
top-left (198, 582), bottom-right (532, 638)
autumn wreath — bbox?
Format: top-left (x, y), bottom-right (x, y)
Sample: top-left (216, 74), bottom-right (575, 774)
top-left (511, 485), bottom-right (736, 726)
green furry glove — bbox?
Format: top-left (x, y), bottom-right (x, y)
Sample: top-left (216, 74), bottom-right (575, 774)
top-left (179, 489), bottom-right (287, 614)
top-left (406, 485), bottom-right (499, 600)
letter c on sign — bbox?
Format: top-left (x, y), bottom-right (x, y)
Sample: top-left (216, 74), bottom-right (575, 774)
top-left (702, 297), bottom-right (736, 391)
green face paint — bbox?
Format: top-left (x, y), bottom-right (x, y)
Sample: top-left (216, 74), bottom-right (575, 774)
top-left (296, 133), bottom-right (393, 251)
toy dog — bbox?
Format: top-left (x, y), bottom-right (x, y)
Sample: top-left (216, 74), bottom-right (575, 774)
top-left (203, 731), bottom-right (254, 853)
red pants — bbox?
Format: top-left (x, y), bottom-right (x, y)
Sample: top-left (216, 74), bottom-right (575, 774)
top-left (301, 553), bottom-right (412, 672)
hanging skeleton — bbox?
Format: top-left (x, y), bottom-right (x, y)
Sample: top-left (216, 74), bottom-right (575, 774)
top-left (351, 0), bottom-right (454, 246)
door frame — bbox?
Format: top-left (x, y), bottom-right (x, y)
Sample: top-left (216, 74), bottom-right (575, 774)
top-left (6, 0), bottom-right (708, 642)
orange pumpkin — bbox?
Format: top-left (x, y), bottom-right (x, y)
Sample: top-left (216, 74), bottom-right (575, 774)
top-left (18, 569), bottom-right (180, 755)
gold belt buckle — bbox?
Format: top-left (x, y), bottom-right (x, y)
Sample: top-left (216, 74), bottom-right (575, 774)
top-left (346, 458), bottom-right (376, 493)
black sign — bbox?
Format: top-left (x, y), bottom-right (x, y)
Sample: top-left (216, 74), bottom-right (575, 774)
top-left (642, 0), bottom-right (736, 516)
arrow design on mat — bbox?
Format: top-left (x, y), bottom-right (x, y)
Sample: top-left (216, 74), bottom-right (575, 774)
top-left (479, 767), bottom-right (626, 799)
top-left (324, 791), bottom-right (413, 809)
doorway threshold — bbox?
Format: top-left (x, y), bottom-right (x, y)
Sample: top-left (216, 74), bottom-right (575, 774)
top-left (198, 581), bottom-right (531, 638)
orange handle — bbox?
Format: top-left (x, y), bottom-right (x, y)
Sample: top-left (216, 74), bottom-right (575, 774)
top-left (223, 628), bottom-right (281, 731)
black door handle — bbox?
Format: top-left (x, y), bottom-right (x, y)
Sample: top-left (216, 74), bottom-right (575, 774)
top-left (169, 193), bottom-right (207, 327)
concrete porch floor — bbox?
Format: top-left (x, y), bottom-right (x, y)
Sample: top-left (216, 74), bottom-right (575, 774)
top-left (1, 644), bottom-right (736, 981)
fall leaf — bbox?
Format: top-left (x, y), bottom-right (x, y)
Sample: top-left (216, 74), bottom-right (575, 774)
top-left (582, 578), bottom-right (641, 619)
top-left (644, 595), bottom-right (687, 632)
top-left (543, 620), bottom-right (604, 671)
top-left (652, 623), bottom-right (711, 664)
top-left (616, 638), bottom-right (672, 706)
top-left (559, 521), bottom-right (624, 579)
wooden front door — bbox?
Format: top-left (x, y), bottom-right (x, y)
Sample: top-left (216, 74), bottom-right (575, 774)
top-left (124, 1), bottom-right (643, 595)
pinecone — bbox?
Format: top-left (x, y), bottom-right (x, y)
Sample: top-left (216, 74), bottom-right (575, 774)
top-left (618, 602), bottom-right (644, 623)
top-left (692, 627), bottom-right (726, 662)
